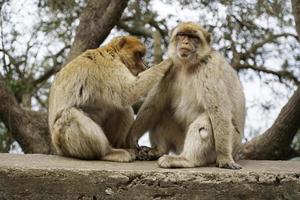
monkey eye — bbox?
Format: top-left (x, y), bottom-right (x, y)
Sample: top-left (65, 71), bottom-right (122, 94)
top-left (176, 32), bottom-right (200, 42)
top-left (176, 32), bottom-right (185, 36)
top-left (176, 32), bottom-right (186, 38)
top-left (135, 51), bottom-right (145, 59)
top-left (189, 34), bottom-right (200, 40)
top-left (186, 33), bottom-right (200, 40)
top-left (191, 35), bottom-right (200, 43)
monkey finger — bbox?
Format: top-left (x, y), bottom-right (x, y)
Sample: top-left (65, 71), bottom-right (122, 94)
top-left (136, 146), bottom-right (160, 161)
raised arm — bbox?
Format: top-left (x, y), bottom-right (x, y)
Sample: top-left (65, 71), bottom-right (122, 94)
top-left (126, 80), bottom-right (169, 148)
top-left (120, 59), bottom-right (172, 106)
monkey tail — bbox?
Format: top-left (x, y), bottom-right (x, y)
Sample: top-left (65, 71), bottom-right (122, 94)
top-left (51, 107), bottom-right (111, 159)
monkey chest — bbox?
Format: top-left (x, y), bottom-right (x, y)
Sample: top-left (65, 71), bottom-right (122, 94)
top-left (171, 74), bottom-right (204, 125)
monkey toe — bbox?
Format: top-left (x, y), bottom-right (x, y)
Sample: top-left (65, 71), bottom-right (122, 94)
top-left (119, 152), bottom-right (135, 162)
top-left (217, 161), bottom-right (242, 170)
top-left (158, 155), bottom-right (173, 168)
top-left (137, 153), bottom-right (153, 161)
top-left (137, 150), bottom-right (151, 160)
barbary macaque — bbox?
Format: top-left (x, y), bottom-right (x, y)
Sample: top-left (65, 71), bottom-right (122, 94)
top-left (48, 36), bottom-right (172, 162)
top-left (128, 22), bottom-right (246, 169)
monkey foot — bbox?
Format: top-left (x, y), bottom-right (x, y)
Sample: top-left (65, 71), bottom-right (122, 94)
top-left (158, 155), bottom-right (194, 168)
top-left (102, 149), bottom-right (135, 162)
top-left (217, 160), bottom-right (242, 170)
top-left (136, 146), bottom-right (160, 161)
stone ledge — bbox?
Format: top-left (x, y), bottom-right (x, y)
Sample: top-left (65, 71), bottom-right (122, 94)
top-left (0, 153), bottom-right (300, 200)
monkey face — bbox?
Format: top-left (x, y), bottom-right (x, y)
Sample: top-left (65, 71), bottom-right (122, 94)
top-left (118, 36), bottom-right (147, 76)
top-left (175, 31), bottom-right (200, 59)
top-left (169, 22), bottom-right (211, 62)
top-left (131, 49), bottom-right (147, 76)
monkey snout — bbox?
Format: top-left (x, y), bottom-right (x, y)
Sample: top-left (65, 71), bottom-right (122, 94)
top-left (182, 37), bottom-right (190, 44)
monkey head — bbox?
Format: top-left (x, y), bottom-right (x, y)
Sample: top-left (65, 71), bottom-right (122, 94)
top-left (168, 22), bottom-right (211, 66)
top-left (111, 36), bottom-right (147, 76)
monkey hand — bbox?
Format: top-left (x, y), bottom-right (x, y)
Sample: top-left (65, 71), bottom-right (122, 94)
top-left (136, 146), bottom-right (161, 161)
top-left (151, 58), bottom-right (173, 76)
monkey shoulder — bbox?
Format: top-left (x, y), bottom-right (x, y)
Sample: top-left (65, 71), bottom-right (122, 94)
top-left (50, 50), bottom-right (132, 106)
top-left (201, 51), bottom-right (237, 83)
top-left (202, 51), bottom-right (245, 117)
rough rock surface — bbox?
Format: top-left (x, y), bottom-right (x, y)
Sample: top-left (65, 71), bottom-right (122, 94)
top-left (0, 153), bottom-right (300, 200)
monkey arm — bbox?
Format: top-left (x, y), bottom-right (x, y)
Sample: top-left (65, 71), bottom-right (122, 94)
top-left (203, 72), bottom-right (236, 163)
top-left (126, 83), bottom-right (168, 148)
top-left (120, 59), bottom-right (172, 107)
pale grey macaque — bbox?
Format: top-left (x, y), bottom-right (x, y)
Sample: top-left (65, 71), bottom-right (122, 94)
top-left (128, 22), bottom-right (246, 169)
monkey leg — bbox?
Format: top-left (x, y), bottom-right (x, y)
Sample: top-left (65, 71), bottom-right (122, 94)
top-left (52, 107), bottom-right (134, 162)
top-left (103, 107), bottom-right (135, 148)
top-left (102, 107), bottom-right (137, 160)
top-left (138, 112), bottom-right (184, 161)
top-left (214, 119), bottom-right (242, 170)
top-left (158, 113), bottom-right (216, 168)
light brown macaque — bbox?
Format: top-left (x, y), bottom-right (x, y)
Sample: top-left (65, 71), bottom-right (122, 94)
top-left (48, 36), bottom-right (172, 162)
top-left (128, 22), bottom-right (246, 169)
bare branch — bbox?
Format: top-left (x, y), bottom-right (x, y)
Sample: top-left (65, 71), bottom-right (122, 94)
top-left (32, 45), bottom-right (71, 86)
top-left (34, 94), bottom-right (48, 110)
top-left (242, 87), bottom-right (300, 159)
top-left (22, 23), bottom-right (43, 75)
top-left (292, 0), bottom-right (300, 40)
top-left (66, 0), bottom-right (129, 63)
top-left (0, 75), bottom-right (54, 153)
top-left (116, 20), bottom-right (152, 37)
top-left (152, 30), bottom-right (163, 64)
top-left (241, 0), bottom-right (300, 159)
top-left (0, 13), bottom-right (7, 75)
top-left (120, 16), bottom-right (134, 22)
top-left (235, 64), bottom-right (300, 85)
top-left (0, 49), bottom-right (25, 68)
top-left (240, 33), bottom-right (298, 60)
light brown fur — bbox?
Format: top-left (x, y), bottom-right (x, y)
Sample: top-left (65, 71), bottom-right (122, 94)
top-left (128, 22), bottom-right (246, 169)
top-left (48, 36), bottom-right (172, 161)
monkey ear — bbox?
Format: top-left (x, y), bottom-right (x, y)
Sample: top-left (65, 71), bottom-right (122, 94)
top-left (118, 37), bottom-right (127, 49)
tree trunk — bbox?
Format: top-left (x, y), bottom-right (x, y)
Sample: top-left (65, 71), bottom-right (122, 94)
top-left (152, 30), bottom-right (163, 64)
top-left (0, 0), bottom-right (128, 153)
top-left (242, 87), bottom-right (300, 159)
top-left (66, 0), bottom-right (129, 63)
top-left (241, 0), bottom-right (300, 159)
top-left (292, 0), bottom-right (300, 40)
top-left (0, 76), bottom-right (53, 153)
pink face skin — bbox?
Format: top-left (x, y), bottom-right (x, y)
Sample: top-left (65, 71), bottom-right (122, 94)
top-left (175, 31), bottom-right (200, 59)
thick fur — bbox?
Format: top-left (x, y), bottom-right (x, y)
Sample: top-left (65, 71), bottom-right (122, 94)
top-left (128, 22), bottom-right (246, 169)
top-left (48, 36), bottom-right (172, 161)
